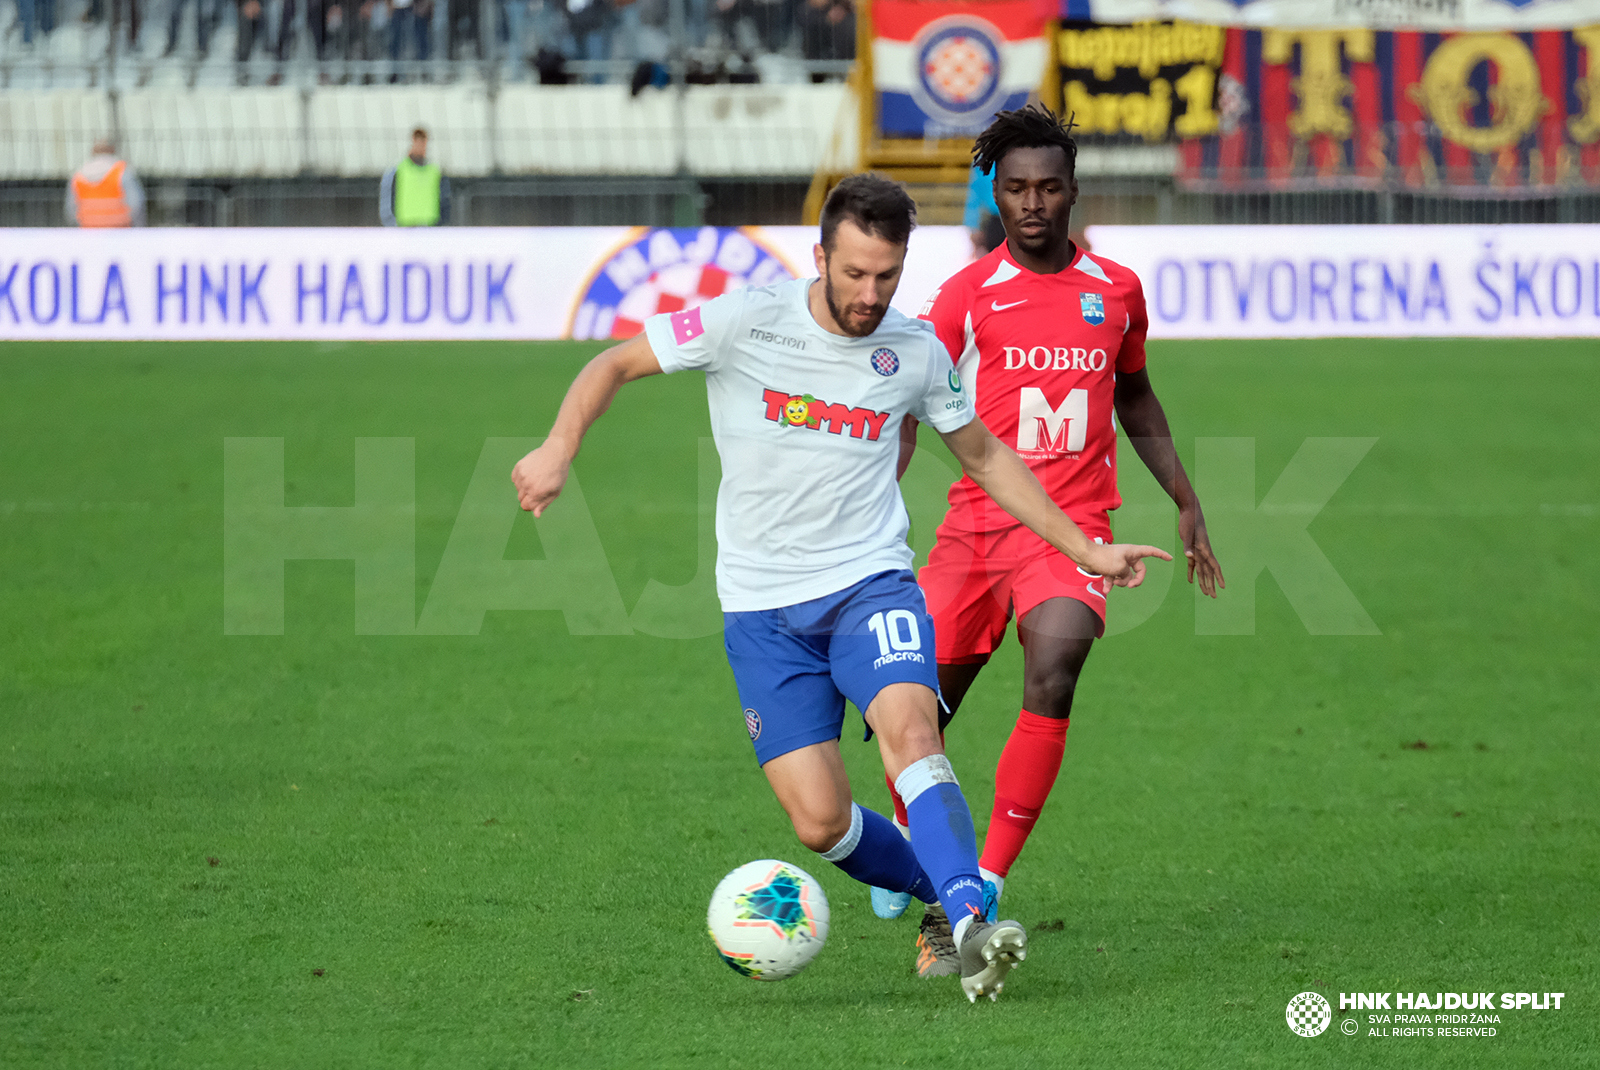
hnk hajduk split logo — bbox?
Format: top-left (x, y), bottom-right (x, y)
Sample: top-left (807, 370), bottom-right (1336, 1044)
top-left (1287, 991), bottom-right (1333, 1037)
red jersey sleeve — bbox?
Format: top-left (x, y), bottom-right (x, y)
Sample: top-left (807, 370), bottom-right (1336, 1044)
top-left (1117, 271), bottom-right (1149, 374)
top-left (917, 276), bottom-right (969, 365)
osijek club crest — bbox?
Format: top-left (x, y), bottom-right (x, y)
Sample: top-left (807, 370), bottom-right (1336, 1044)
top-left (1080, 292), bottom-right (1106, 325)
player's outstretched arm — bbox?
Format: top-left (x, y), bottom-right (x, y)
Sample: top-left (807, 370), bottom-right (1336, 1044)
top-left (512, 332), bottom-right (664, 516)
top-left (1113, 367), bottom-right (1225, 598)
top-left (936, 419), bottom-right (1172, 588)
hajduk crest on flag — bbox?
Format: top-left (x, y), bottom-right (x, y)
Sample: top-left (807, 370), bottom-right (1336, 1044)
top-left (872, 0), bottom-right (1052, 139)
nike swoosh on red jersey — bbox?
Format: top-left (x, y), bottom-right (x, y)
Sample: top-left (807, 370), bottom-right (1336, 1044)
top-left (990, 299), bottom-right (1027, 311)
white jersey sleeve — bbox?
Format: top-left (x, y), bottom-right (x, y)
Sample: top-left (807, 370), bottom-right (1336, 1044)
top-left (910, 327), bottom-right (975, 433)
top-left (642, 290), bottom-right (747, 374)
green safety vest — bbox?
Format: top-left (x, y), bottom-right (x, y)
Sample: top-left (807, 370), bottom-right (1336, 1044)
top-left (394, 157), bottom-right (442, 227)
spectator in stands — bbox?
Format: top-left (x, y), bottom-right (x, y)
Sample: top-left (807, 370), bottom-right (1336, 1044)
top-left (446, 0), bottom-right (480, 58)
top-left (163, 0), bottom-right (222, 56)
top-left (566, 0), bottom-right (616, 77)
top-left (715, 0), bottom-right (790, 53)
top-left (17, 0), bottom-right (57, 46)
top-left (388, 0), bottom-right (434, 73)
top-left (235, 0), bottom-right (266, 74)
top-left (83, 0), bottom-right (143, 48)
top-left (797, 0), bottom-right (852, 70)
top-left (523, 0), bottom-right (571, 81)
top-left (66, 140), bottom-right (146, 228)
top-left (380, 128), bottom-right (451, 226)
top-left (683, 0), bottom-right (705, 48)
top-left (624, 0), bottom-right (669, 85)
top-left (274, 0), bottom-right (355, 72)
top-left (499, 0), bottom-right (529, 80)
top-left (350, 0), bottom-right (386, 69)
top-left (320, 0), bottom-right (383, 70)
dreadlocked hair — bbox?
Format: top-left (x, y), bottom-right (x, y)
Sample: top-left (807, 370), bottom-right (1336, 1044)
top-left (971, 104), bottom-right (1079, 176)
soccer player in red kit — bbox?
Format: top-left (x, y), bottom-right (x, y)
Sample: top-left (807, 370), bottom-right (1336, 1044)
top-left (879, 106), bottom-right (1227, 976)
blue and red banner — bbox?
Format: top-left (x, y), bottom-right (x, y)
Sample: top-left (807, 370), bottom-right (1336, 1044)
top-left (1177, 26), bottom-right (1600, 190)
top-left (872, 0), bottom-right (1054, 138)
top-left (1058, 1), bottom-right (1600, 30)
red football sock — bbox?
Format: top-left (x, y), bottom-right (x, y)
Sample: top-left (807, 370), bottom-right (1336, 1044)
top-left (980, 710), bottom-right (1069, 877)
top-left (885, 731), bottom-right (944, 828)
top-left (885, 769), bottom-right (909, 826)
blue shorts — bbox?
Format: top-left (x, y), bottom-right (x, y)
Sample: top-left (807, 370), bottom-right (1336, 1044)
top-left (724, 569), bottom-right (941, 766)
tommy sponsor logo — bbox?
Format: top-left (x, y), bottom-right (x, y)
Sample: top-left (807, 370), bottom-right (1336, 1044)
top-left (749, 327), bottom-right (806, 350)
top-left (761, 388), bottom-right (893, 440)
top-left (1003, 346), bottom-right (1109, 372)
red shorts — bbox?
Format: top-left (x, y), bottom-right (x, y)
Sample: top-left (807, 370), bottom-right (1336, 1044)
top-left (918, 512), bottom-right (1113, 663)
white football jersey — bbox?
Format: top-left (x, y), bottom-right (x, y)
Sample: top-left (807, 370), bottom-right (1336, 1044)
top-left (643, 276), bottom-right (974, 612)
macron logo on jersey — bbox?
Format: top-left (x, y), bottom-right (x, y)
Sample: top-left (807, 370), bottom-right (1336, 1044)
top-left (670, 307), bottom-right (705, 345)
top-left (761, 389), bottom-right (893, 441)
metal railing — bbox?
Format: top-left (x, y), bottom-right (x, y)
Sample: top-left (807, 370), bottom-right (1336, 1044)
top-left (0, 173), bottom-right (815, 225)
top-left (8, 171), bottom-right (1597, 228)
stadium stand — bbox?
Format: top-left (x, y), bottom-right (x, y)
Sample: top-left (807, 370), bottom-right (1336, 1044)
top-left (0, 0), bottom-right (854, 88)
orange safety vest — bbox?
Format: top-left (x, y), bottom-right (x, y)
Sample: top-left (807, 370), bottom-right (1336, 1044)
top-left (72, 161), bottom-right (132, 228)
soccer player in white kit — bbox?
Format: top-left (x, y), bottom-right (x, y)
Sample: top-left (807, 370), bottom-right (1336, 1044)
top-left (512, 175), bottom-right (1171, 1002)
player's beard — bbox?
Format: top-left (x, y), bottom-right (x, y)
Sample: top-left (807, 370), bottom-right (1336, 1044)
top-left (1008, 213), bottom-right (1067, 258)
top-left (823, 270), bottom-right (888, 338)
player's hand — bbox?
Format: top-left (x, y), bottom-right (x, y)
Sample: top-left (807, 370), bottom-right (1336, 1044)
top-left (511, 441), bottom-right (572, 517)
top-left (1179, 506), bottom-right (1225, 598)
top-left (1082, 543), bottom-right (1173, 591)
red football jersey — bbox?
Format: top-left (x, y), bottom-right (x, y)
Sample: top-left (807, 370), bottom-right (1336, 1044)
top-left (919, 243), bottom-right (1148, 532)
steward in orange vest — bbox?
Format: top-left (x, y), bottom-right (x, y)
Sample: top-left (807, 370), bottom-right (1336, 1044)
top-left (67, 141), bottom-right (147, 228)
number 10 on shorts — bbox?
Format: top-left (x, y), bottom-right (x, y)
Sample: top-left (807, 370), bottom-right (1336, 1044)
top-left (867, 610), bottom-right (923, 658)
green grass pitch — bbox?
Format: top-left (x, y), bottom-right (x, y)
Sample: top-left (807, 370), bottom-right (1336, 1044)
top-left (2, 338), bottom-right (1596, 1069)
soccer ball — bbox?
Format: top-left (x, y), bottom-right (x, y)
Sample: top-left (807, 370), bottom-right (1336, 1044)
top-left (707, 859), bottom-right (830, 981)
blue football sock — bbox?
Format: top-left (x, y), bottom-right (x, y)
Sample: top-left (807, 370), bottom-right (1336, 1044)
top-left (896, 755), bottom-right (986, 925)
top-left (818, 803), bottom-right (937, 903)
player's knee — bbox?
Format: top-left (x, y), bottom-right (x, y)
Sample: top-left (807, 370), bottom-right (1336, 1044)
top-left (1022, 666), bottom-right (1078, 720)
top-left (905, 720), bottom-right (944, 761)
top-left (790, 810), bottom-right (853, 854)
